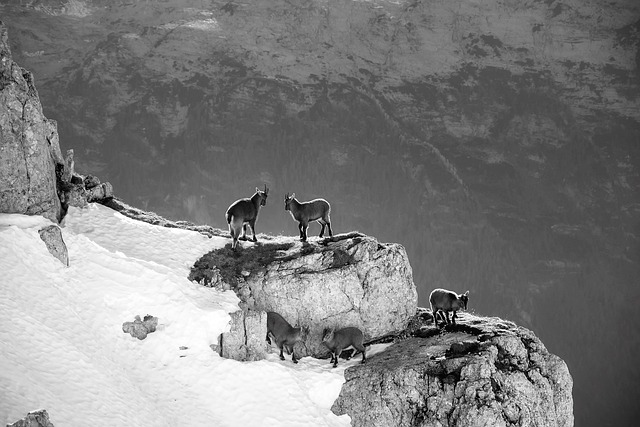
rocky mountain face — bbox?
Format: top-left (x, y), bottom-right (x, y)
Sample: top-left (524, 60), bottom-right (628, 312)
top-left (190, 232), bottom-right (417, 358)
top-left (2, 1), bottom-right (638, 425)
top-left (333, 313), bottom-right (573, 427)
top-left (0, 22), bottom-right (63, 222)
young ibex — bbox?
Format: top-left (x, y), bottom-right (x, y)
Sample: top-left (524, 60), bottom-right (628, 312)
top-left (225, 185), bottom-right (269, 249)
top-left (322, 327), bottom-right (366, 368)
top-left (266, 311), bottom-right (304, 364)
top-left (284, 193), bottom-right (333, 241)
top-left (429, 288), bottom-right (469, 328)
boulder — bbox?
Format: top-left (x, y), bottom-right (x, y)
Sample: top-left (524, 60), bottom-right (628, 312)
top-left (7, 409), bottom-right (55, 427)
top-left (86, 182), bottom-right (113, 202)
top-left (83, 174), bottom-right (100, 189)
top-left (248, 234), bottom-right (416, 356)
top-left (38, 225), bottom-right (69, 266)
top-left (191, 232), bottom-right (417, 358)
top-left (331, 313), bottom-right (574, 427)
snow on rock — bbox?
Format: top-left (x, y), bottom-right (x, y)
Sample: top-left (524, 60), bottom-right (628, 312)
top-left (0, 204), bottom-right (351, 427)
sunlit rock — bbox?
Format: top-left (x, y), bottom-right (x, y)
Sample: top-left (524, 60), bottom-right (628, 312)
top-left (332, 313), bottom-right (573, 427)
top-left (191, 232), bottom-right (418, 358)
top-left (0, 22), bottom-right (63, 222)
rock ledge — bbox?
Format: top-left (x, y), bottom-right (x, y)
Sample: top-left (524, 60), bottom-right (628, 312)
top-left (333, 312), bottom-right (573, 427)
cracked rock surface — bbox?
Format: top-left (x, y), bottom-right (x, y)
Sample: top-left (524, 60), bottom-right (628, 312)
top-left (332, 313), bottom-right (573, 427)
top-left (242, 233), bottom-right (417, 357)
top-left (0, 22), bottom-right (63, 222)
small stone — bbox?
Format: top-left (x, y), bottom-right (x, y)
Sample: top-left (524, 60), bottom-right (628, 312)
top-left (7, 409), bottom-right (55, 427)
top-left (83, 174), bottom-right (101, 189)
top-left (38, 224), bottom-right (69, 266)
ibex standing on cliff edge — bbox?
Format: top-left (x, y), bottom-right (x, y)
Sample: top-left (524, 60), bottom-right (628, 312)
top-left (225, 185), bottom-right (269, 249)
top-left (284, 193), bottom-right (333, 241)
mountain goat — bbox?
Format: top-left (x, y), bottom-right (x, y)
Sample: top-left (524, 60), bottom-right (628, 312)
top-left (322, 327), bottom-right (366, 368)
top-left (266, 311), bottom-right (304, 364)
top-left (284, 193), bottom-right (332, 241)
top-left (225, 185), bottom-right (269, 249)
top-left (429, 288), bottom-right (469, 328)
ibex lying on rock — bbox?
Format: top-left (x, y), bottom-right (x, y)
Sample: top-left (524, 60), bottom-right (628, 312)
top-left (322, 327), bottom-right (366, 368)
top-left (429, 288), bottom-right (469, 328)
top-left (266, 311), bottom-right (304, 364)
top-left (284, 193), bottom-right (332, 241)
top-left (225, 185), bottom-right (269, 249)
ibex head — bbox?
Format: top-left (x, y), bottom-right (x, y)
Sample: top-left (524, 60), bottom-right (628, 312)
top-left (284, 192), bottom-right (295, 211)
top-left (256, 185), bottom-right (269, 206)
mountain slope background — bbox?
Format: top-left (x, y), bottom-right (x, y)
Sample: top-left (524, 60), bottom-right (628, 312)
top-left (2, 0), bottom-right (639, 425)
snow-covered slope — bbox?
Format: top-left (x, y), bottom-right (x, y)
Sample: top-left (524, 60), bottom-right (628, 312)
top-left (0, 204), bottom-right (354, 427)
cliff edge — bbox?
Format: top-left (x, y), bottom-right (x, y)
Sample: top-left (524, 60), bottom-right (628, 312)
top-left (333, 312), bottom-right (573, 427)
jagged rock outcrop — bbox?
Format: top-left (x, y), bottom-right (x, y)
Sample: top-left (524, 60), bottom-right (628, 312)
top-left (122, 315), bottom-right (158, 340)
top-left (38, 224), bottom-right (69, 266)
top-left (0, 22), bottom-right (115, 224)
top-left (332, 313), bottom-right (573, 427)
top-left (7, 409), bottom-right (55, 427)
top-left (191, 232), bottom-right (417, 358)
top-left (0, 21), bottom-right (63, 223)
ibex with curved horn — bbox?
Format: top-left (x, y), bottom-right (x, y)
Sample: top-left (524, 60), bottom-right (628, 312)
top-left (225, 185), bottom-right (269, 249)
top-left (284, 193), bottom-right (333, 241)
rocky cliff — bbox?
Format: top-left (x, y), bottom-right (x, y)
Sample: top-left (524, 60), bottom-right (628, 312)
top-left (0, 21), bottom-right (63, 222)
top-left (2, 1), bottom-right (635, 424)
top-left (332, 313), bottom-right (573, 427)
top-left (190, 232), bottom-right (417, 358)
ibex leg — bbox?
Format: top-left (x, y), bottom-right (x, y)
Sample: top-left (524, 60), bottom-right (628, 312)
top-left (239, 224), bottom-right (248, 241)
top-left (249, 220), bottom-right (258, 242)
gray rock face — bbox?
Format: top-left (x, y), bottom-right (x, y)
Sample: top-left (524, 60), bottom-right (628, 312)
top-left (332, 313), bottom-right (573, 427)
top-left (38, 224), bottom-right (69, 266)
top-left (0, 22), bottom-right (63, 223)
top-left (190, 232), bottom-right (417, 360)
top-left (215, 309), bottom-right (268, 361)
top-left (194, 233), bottom-right (418, 358)
top-left (247, 234), bottom-right (417, 357)
top-left (7, 409), bottom-right (55, 427)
